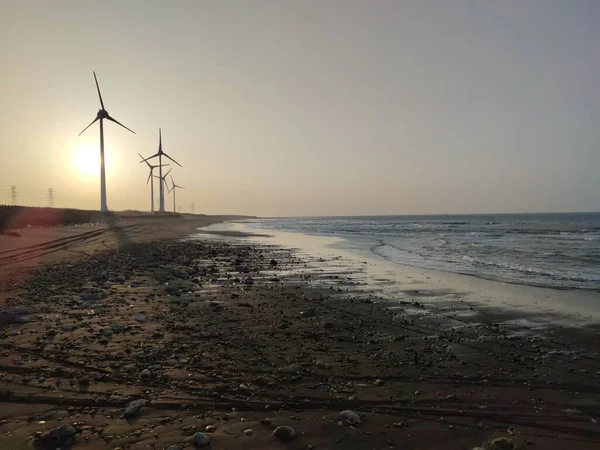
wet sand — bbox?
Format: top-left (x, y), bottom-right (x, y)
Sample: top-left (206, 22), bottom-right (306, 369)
top-left (0, 222), bottom-right (599, 449)
top-left (0, 217), bottom-right (233, 303)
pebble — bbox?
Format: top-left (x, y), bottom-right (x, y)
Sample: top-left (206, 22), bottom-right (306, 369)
top-left (205, 425), bottom-right (216, 432)
top-left (192, 432), bottom-right (211, 446)
top-left (140, 369), bottom-right (152, 378)
top-left (34, 424), bottom-right (77, 448)
top-left (0, 309), bottom-right (29, 324)
top-left (134, 313), bottom-right (148, 323)
top-left (272, 425), bottom-right (296, 441)
top-left (490, 437), bottom-right (516, 450)
top-left (339, 410), bottom-right (361, 425)
top-left (243, 428), bottom-right (254, 436)
top-left (123, 399), bottom-right (147, 418)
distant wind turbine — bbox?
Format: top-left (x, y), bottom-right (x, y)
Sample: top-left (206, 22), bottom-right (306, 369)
top-left (168, 175), bottom-right (185, 214)
top-left (139, 153), bottom-right (169, 213)
top-left (78, 72), bottom-right (135, 212)
top-left (141, 129), bottom-right (181, 213)
top-left (153, 168), bottom-right (172, 212)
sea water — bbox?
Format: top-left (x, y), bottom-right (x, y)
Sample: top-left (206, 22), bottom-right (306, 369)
top-left (246, 213), bottom-right (600, 291)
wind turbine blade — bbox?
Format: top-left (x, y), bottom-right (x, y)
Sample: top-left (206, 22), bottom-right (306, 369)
top-left (93, 71), bottom-right (105, 110)
top-left (78, 117), bottom-right (99, 136)
top-left (159, 128), bottom-right (162, 153)
top-left (164, 168), bottom-right (172, 178)
top-left (163, 153), bottom-right (182, 167)
top-left (138, 153), bottom-right (152, 167)
top-left (146, 172), bottom-right (152, 185)
top-left (178, 185), bottom-right (185, 190)
top-left (170, 174), bottom-right (175, 187)
top-left (106, 115), bottom-right (135, 134)
top-left (143, 153), bottom-right (160, 162)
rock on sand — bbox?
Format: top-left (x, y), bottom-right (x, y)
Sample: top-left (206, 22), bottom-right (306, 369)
top-left (340, 410), bottom-right (362, 425)
top-left (192, 432), bottom-right (211, 446)
top-left (272, 425), bottom-right (296, 441)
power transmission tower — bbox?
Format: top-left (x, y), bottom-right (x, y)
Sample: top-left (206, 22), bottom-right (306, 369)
top-left (9, 186), bottom-right (18, 205)
top-left (46, 188), bottom-right (55, 207)
top-left (191, 203), bottom-right (195, 214)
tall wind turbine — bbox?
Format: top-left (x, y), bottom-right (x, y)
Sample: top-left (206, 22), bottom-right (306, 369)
top-left (141, 129), bottom-right (181, 212)
top-left (168, 175), bottom-right (185, 213)
top-left (78, 72), bottom-right (135, 212)
top-left (139, 153), bottom-right (169, 213)
top-left (153, 168), bottom-right (172, 212)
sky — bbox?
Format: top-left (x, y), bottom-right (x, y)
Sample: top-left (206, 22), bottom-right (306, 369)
top-left (1, 0), bottom-right (599, 216)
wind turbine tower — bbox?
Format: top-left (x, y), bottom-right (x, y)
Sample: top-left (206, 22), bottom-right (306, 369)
top-left (78, 72), bottom-right (135, 212)
top-left (168, 175), bottom-right (185, 214)
top-left (154, 168), bottom-right (172, 212)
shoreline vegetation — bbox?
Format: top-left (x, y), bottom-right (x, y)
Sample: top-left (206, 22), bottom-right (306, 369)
top-left (0, 219), bottom-right (599, 449)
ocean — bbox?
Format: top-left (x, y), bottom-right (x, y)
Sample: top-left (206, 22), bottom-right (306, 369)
top-left (245, 213), bottom-right (600, 291)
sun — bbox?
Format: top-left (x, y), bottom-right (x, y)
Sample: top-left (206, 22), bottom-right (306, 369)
top-left (71, 143), bottom-right (114, 179)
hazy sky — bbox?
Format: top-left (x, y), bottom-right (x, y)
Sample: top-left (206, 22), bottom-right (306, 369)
top-left (2, 1), bottom-right (599, 216)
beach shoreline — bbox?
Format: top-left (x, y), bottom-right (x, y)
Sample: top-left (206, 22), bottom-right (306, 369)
top-left (0, 222), bottom-right (599, 449)
top-left (198, 221), bottom-right (600, 324)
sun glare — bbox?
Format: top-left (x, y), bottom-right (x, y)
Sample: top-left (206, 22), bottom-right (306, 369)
top-left (71, 144), bottom-right (114, 179)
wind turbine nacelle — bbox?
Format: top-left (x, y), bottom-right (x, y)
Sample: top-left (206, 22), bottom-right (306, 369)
top-left (97, 109), bottom-right (109, 119)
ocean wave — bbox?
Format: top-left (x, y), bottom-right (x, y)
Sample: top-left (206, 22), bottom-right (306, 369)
top-left (372, 242), bottom-right (600, 289)
top-left (253, 213), bottom-right (600, 290)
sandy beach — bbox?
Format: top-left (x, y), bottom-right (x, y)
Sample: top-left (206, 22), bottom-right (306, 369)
top-left (0, 220), bottom-right (599, 449)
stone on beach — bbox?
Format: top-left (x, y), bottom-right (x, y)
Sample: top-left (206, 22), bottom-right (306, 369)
top-left (339, 410), bottom-right (362, 425)
top-left (123, 399), bottom-right (147, 418)
top-left (33, 424), bottom-right (77, 448)
top-left (489, 437), bottom-right (516, 450)
top-left (192, 431), bottom-right (211, 446)
top-left (272, 425), bottom-right (296, 441)
top-left (134, 313), bottom-right (148, 323)
top-left (0, 308), bottom-right (30, 324)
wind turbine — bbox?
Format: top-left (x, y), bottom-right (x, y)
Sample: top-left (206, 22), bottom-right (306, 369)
top-left (153, 168), bottom-right (172, 212)
top-left (139, 153), bottom-right (169, 213)
top-left (78, 72), bottom-right (135, 212)
top-left (168, 175), bottom-right (185, 213)
top-left (140, 129), bottom-right (181, 213)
